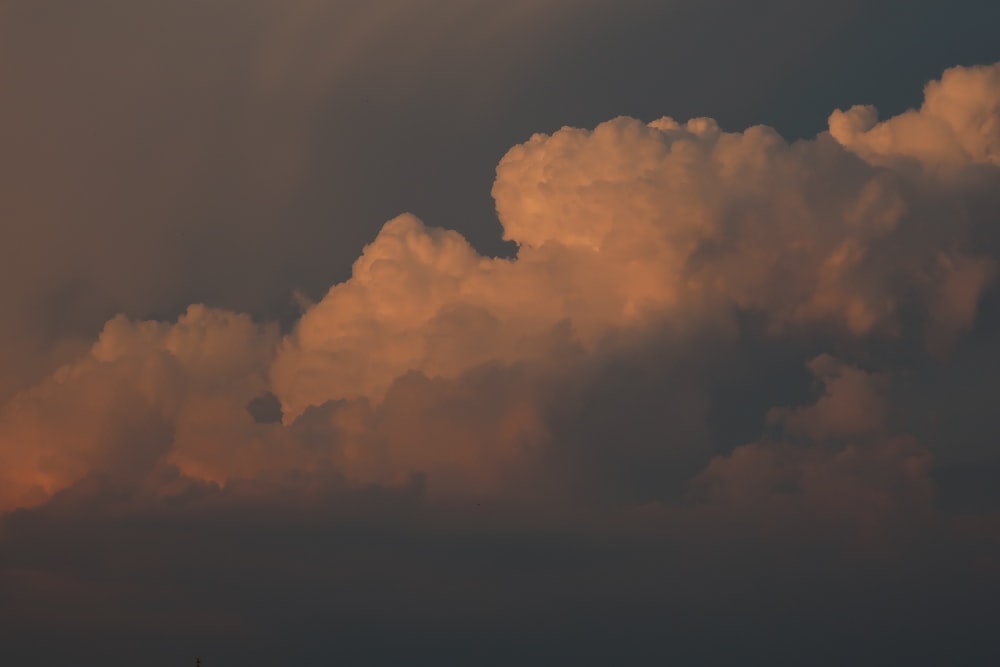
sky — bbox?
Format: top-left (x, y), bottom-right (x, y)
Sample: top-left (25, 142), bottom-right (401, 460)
top-left (3, 1), bottom-right (1000, 664)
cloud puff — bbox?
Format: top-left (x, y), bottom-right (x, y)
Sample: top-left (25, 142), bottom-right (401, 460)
top-left (830, 61), bottom-right (1000, 171)
top-left (0, 306), bottom-right (278, 509)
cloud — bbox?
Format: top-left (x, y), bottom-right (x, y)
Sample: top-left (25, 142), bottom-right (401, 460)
top-left (691, 435), bottom-right (936, 548)
top-left (830, 61), bottom-right (1000, 171)
top-left (692, 356), bottom-right (937, 550)
top-left (276, 63), bottom-right (1000, 420)
top-left (0, 0), bottom-right (601, 405)
top-left (3, 61), bottom-right (1000, 514)
top-left (768, 354), bottom-right (889, 440)
top-left (0, 306), bottom-right (278, 509)
top-left (3, 58), bottom-right (1000, 664)
top-left (1, 0), bottom-right (1000, 657)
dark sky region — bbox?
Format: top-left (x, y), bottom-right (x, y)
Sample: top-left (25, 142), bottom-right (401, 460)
top-left (2, 1), bottom-right (1000, 664)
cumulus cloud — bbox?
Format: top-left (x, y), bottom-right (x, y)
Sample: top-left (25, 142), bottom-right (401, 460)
top-left (3, 61), bottom-right (1000, 516)
top-left (0, 306), bottom-right (278, 509)
top-left (276, 63), bottom-right (1000, 420)
top-left (830, 61), bottom-right (1000, 171)
top-left (0, 0), bottom-right (599, 406)
top-left (692, 355), bottom-right (936, 550)
top-left (768, 354), bottom-right (889, 440)
top-left (2, 56), bottom-right (1000, 666)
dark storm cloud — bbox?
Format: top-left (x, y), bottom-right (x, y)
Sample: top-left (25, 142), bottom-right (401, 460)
top-left (3, 466), bottom-right (998, 665)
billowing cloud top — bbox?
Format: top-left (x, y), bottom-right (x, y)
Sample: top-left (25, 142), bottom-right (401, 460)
top-left (831, 61), bottom-right (1000, 170)
top-left (274, 63), bottom-right (999, 421)
top-left (3, 56), bottom-right (1000, 665)
top-left (4, 61), bottom-right (1000, 508)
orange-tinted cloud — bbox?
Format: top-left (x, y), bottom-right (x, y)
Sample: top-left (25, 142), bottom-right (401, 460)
top-left (693, 356), bottom-right (936, 549)
top-left (768, 354), bottom-right (889, 440)
top-left (0, 306), bottom-right (278, 509)
top-left (276, 62), bottom-right (1000, 420)
top-left (2, 61), bottom-right (1000, 516)
top-left (830, 61), bottom-right (1000, 171)
top-left (0, 0), bottom-right (602, 406)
